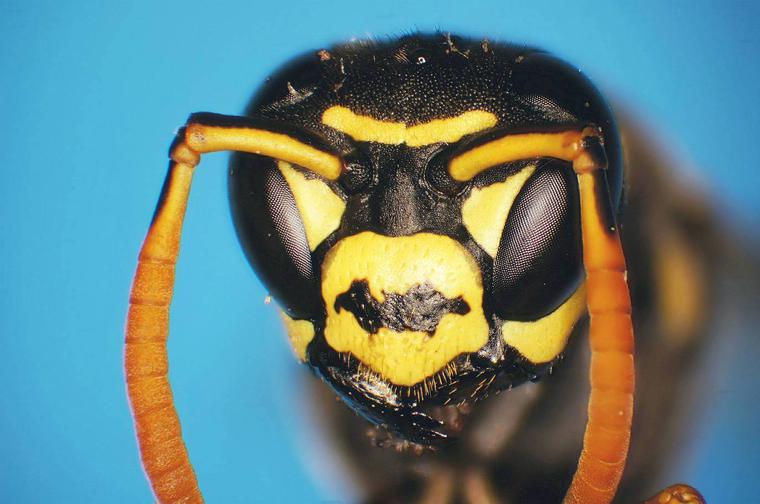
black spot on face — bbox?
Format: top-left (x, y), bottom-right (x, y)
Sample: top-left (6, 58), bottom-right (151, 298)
top-left (334, 280), bottom-right (470, 335)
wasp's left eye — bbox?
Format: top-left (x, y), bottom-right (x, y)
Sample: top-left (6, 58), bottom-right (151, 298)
top-left (229, 154), bottom-right (321, 318)
top-left (491, 159), bottom-right (583, 320)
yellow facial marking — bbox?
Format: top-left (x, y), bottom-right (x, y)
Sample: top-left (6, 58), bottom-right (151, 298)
top-left (321, 106), bottom-right (497, 146)
top-left (279, 311), bottom-right (315, 361)
top-left (322, 106), bottom-right (405, 144)
top-left (277, 161), bottom-right (346, 251)
top-left (321, 232), bottom-right (489, 386)
top-left (405, 111), bottom-right (498, 146)
top-left (461, 164), bottom-right (536, 257)
top-left (502, 285), bottom-right (587, 363)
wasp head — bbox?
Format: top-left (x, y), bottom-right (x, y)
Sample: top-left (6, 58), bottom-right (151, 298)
top-left (229, 34), bottom-right (621, 444)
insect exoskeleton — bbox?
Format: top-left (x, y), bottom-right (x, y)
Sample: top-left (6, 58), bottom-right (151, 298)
top-left (127, 33), bottom-right (705, 504)
top-left (228, 34), bottom-right (621, 443)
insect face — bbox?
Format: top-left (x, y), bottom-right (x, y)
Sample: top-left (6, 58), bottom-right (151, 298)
top-left (228, 34), bottom-right (622, 444)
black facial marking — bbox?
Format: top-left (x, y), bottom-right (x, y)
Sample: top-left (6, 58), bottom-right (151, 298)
top-left (334, 280), bottom-right (470, 335)
top-left (340, 148), bottom-right (374, 194)
top-left (317, 361), bottom-right (452, 445)
top-left (310, 335), bottom-right (555, 445)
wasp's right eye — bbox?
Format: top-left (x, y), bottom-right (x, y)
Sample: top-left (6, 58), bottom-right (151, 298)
top-left (491, 159), bottom-right (583, 321)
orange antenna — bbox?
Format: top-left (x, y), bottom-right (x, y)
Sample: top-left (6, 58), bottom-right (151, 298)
top-left (126, 116), bottom-right (636, 503)
top-left (563, 128), bottom-right (635, 503)
top-left (447, 127), bottom-right (635, 502)
top-left (124, 114), bottom-right (342, 503)
top-left (125, 137), bottom-right (203, 503)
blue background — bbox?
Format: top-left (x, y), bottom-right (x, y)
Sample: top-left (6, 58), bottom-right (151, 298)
top-left (2, 0), bottom-right (758, 502)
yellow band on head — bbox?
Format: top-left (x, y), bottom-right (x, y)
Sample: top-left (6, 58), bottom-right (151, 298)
top-left (406, 111), bottom-right (498, 146)
top-left (461, 164), bottom-right (537, 257)
top-left (277, 161), bottom-right (345, 251)
top-left (279, 312), bottom-right (315, 362)
top-left (322, 106), bottom-right (405, 144)
top-left (321, 106), bottom-right (497, 146)
top-left (502, 285), bottom-right (587, 364)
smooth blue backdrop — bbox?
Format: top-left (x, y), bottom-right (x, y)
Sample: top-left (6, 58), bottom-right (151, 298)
top-left (2, 1), bottom-right (758, 502)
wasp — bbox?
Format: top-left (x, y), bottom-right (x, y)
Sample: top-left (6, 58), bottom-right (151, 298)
top-left (125, 34), bottom-right (708, 503)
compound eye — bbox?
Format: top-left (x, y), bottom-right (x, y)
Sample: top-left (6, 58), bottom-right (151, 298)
top-left (339, 149), bottom-right (373, 194)
top-left (229, 154), bottom-right (319, 318)
top-left (492, 159), bottom-right (583, 320)
top-left (425, 146), bottom-right (467, 196)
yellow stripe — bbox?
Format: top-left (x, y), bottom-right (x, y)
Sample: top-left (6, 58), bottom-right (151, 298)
top-left (322, 106), bottom-right (405, 144)
top-left (502, 285), bottom-right (586, 363)
top-left (461, 164), bottom-right (536, 257)
top-left (279, 311), bottom-right (315, 362)
top-left (321, 106), bottom-right (497, 146)
top-left (406, 111), bottom-right (498, 146)
top-left (277, 161), bottom-right (346, 251)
